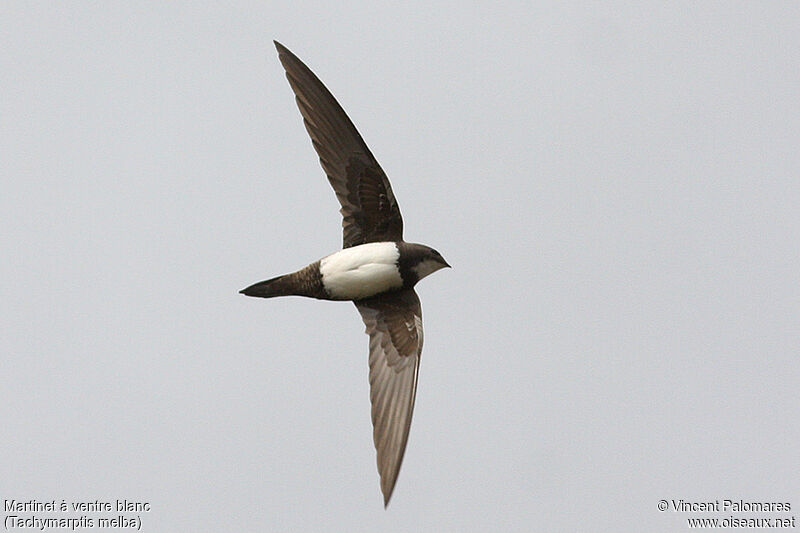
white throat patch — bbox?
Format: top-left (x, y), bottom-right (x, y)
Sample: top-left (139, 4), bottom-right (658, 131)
top-left (412, 259), bottom-right (445, 280)
top-left (319, 242), bottom-right (402, 300)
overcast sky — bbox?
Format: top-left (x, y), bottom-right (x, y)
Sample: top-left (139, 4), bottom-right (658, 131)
top-left (2, 2), bottom-right (799, 531)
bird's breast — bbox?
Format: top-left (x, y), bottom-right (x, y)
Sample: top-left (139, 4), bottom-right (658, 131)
top-left (319, 242), bottom-right (403, 300)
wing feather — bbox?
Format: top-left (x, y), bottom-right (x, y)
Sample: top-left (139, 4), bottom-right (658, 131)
top-left (274, 41), bottom-right (404, 247)
top-left (355, 289), bottom-right (422, 506)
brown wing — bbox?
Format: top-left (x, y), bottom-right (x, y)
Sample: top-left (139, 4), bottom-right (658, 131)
top-left (354, 289), bottom-right (423, 506)
top-left (274, 41), bottom-right (404, 248)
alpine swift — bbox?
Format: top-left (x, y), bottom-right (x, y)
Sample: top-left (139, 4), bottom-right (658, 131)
top-left (240, 41), bottom-right (450, 506)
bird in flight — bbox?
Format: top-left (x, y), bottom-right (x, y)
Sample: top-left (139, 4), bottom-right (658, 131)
top-left (241, 41), bottom-right (450, 506)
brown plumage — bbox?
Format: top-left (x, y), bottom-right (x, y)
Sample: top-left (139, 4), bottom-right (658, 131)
top-left (241, 41), bottom-right (449, 507)
top-left (355, 289), bottom-right (423, 506)
top-left (240, 261), bottom-right (326, 299)
top-left (274, 41), bottom-right (404, 248)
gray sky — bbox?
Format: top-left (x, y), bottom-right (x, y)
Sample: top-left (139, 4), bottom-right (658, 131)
top-left (2, 2), bottom-right (799, 531)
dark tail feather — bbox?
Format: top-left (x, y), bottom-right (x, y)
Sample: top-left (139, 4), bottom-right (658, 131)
top-left (240, 275), bottom-right (291, 298)
top-left (240, 261), bottom-right (325, 300)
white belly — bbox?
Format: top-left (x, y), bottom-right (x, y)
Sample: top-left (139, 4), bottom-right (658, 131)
top-left (319, 242), bottom-right (403, 300)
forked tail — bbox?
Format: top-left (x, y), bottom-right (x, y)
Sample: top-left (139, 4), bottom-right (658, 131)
top-left (240, 261), bottom-right (326, 299)
top-left (239, 274), bottom-right (291, 298)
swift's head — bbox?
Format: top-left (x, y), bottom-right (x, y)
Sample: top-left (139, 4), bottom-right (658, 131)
top-left (398, 242), bottom-right (450, 284)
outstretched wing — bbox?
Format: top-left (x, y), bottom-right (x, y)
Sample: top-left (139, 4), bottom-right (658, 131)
top-left (274, 41), bottom-right (403, 248)
top-left (354, 289), bottom-right (423, 506)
